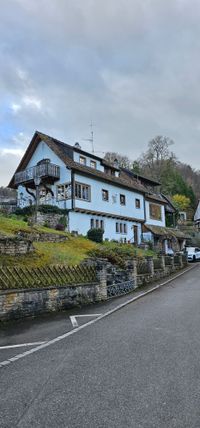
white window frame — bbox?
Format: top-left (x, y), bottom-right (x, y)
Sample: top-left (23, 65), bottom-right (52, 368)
top-left (57, 183), bottom-right (71, 201)
top-left (75, 182), bottom-right (91, 202)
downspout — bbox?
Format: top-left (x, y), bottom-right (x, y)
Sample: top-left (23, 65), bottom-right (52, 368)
top-left (71, 169), bottom-right (75, 210)
top-left (142, 193), bottom-right (147, 243)
top-left (68, 169), bottom-right (75, 233)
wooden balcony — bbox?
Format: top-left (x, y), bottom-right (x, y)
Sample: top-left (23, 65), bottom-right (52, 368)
top-left (14, 163), bottom-right (60, 187)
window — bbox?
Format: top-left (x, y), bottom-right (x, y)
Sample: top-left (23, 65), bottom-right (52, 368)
top-left (91, 218), bottom-right (104, 229)
top-left (102, 189), bottom-right (109, 201)
top-left (75, 182), bottom-right (91, 201)
top-left (79, 156), bottom-right (86, 165)
top-left (57, 183), bottom-right (71, 200)
top-left (100, 220), bottom-right (104, 230)
top-left (90, 160), bottom-right (96, 169)
top-left (149, 203), bottom-right (162, 220)
top-left (120, 194), bottom-right (126, 205)
top-left (135, 198), bottom-right (140, 209)
top-left (116, 222), bottom-right (127, 234)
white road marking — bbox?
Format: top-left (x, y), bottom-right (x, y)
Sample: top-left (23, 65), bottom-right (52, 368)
top-left (0, 341), bottom-right (46, 350)
top-left (0, 264), bottom-right (196, 369)
top-left (70, 314), bottom-right (102, 328)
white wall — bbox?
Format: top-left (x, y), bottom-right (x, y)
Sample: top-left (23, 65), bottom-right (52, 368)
top-left (69, 211), bottom-right (142, 243)
top-left (74, 173), bottom-right (145, 221)
top-left (145, 200), bottom-right (166, 226)
top-left (17, 140), bottom-right (72, 209)
top-left (73, 152), bottom-right (104, 172)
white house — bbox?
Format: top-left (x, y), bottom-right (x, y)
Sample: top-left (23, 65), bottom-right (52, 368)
top-left (9, 131), bottom-right (168, 245)
top-left (194, 200), bottom-right (200, 230)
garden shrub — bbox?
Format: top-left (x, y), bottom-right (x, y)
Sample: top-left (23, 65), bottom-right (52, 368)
top-left (87, 228), bottom-right (104, 243)
top-left (15, 204), bottom-right (68, 216)
top-left (55, 223), bottom-right (65, 231)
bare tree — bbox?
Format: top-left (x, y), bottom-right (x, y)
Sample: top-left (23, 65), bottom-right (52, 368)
top-left (138, 136), bottom-right (176, 181)
top-left (104, 152), bottom-right (133, 169)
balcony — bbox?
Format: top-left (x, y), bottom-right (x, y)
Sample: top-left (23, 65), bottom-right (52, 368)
top-left (14, 163), bottom-right (60, 187)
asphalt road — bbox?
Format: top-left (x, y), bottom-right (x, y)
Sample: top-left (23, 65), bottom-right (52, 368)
top-left (0, 264), bottom-right (200, 428)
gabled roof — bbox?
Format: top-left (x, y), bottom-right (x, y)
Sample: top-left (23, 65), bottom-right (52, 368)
top-left (8, 131), bottom-right (147, 194)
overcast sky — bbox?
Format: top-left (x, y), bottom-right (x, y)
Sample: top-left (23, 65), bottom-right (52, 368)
top-left (1, 0), bottom-right (200, 186)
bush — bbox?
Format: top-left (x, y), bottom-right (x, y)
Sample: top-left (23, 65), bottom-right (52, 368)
top-left (88, 247), bottom-right (125, 268)
top-left (14, 204), bottom-right (68, 216)
top-left (87, 228), bottom-right (104, 243)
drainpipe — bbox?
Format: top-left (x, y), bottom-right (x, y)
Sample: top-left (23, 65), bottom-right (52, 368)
top-left (71, 170), bottom-right (75, 210)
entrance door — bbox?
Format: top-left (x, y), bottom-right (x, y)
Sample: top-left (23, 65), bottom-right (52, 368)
top-left (133, 225), bottom-right (138, 245)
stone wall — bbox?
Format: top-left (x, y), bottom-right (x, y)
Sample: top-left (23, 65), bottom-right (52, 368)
top-left (0, 255), bottom-right (188, 321)
top-left (0, 237), bottom-right (33, 255)
top-left (0, 282), bottom-right (103, 321)
top-left (17, 231), bottom-right (68, 242)
top-left (29, 212), bottom-right (66, 229)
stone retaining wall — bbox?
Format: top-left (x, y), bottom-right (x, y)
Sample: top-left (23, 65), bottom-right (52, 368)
top-left (0, 282), bottom-right (104, 321)
top-left (0, 255), bottom-right (187, 321)
top-left (29, 212), bottom-right (65, 228)
top-left (0, 237), bottom-right (33, 255)
top-left (17, 231), bottom-right (68, 242)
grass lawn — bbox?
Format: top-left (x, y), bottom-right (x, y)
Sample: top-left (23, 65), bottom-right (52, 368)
top-left (0, 214), bottom-right (68, 237)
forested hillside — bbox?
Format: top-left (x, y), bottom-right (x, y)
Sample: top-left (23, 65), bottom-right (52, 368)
top-left (105, 136), bottom-right (200, 212)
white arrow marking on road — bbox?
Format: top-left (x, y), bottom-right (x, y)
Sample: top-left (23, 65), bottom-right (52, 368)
top-left (0, 341), bottom-right (46, 350)
top-left (70, 314), bottom-right (102, 328)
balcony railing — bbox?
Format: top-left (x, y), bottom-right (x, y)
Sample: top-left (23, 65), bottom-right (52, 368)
top-left (14, 163), bottom-right (60, 185)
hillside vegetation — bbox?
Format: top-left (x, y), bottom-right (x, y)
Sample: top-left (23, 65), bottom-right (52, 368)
top-left (0, 214), bottom-right (154, 268)
top-left (105, 135), bottom-right (200, 212)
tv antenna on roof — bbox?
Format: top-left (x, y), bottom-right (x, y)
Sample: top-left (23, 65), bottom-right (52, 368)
top-left (82, 121), bottom-right (94, 153)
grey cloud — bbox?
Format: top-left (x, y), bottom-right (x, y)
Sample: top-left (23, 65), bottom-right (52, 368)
top-left (1, 0), bottom-right (200, 187)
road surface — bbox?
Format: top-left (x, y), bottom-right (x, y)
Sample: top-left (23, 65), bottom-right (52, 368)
top-left (0, 264), bottom-right (200, 427)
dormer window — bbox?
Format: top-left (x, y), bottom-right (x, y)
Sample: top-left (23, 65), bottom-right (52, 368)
top-left (90, 160), bottom-right (96, 169)
top-left (79, 156), bottom-right (86, 165)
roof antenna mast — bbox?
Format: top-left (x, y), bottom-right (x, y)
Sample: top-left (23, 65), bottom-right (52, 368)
top-left (83, 121), bottom-right (94, 153)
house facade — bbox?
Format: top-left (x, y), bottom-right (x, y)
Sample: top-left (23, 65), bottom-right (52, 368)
top-left (9, 131), bottom-right (169, 246)
top-left (194, 200), bottom-right (200, 230)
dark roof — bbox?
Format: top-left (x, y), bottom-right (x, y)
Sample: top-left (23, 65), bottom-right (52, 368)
top-left (145, 193), bottom-right (167, 205)
top-left (161, 194), bottom-right (177, 213)
top-left (144, 224), bottom-right (190, 239)
top-left (121, 168), bottom-right (161, 186)
top-left (9, 131), bottom-right (147, 194)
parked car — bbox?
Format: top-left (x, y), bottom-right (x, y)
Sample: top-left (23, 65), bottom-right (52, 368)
top-left (185, 247), bottom-right (200, 262)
